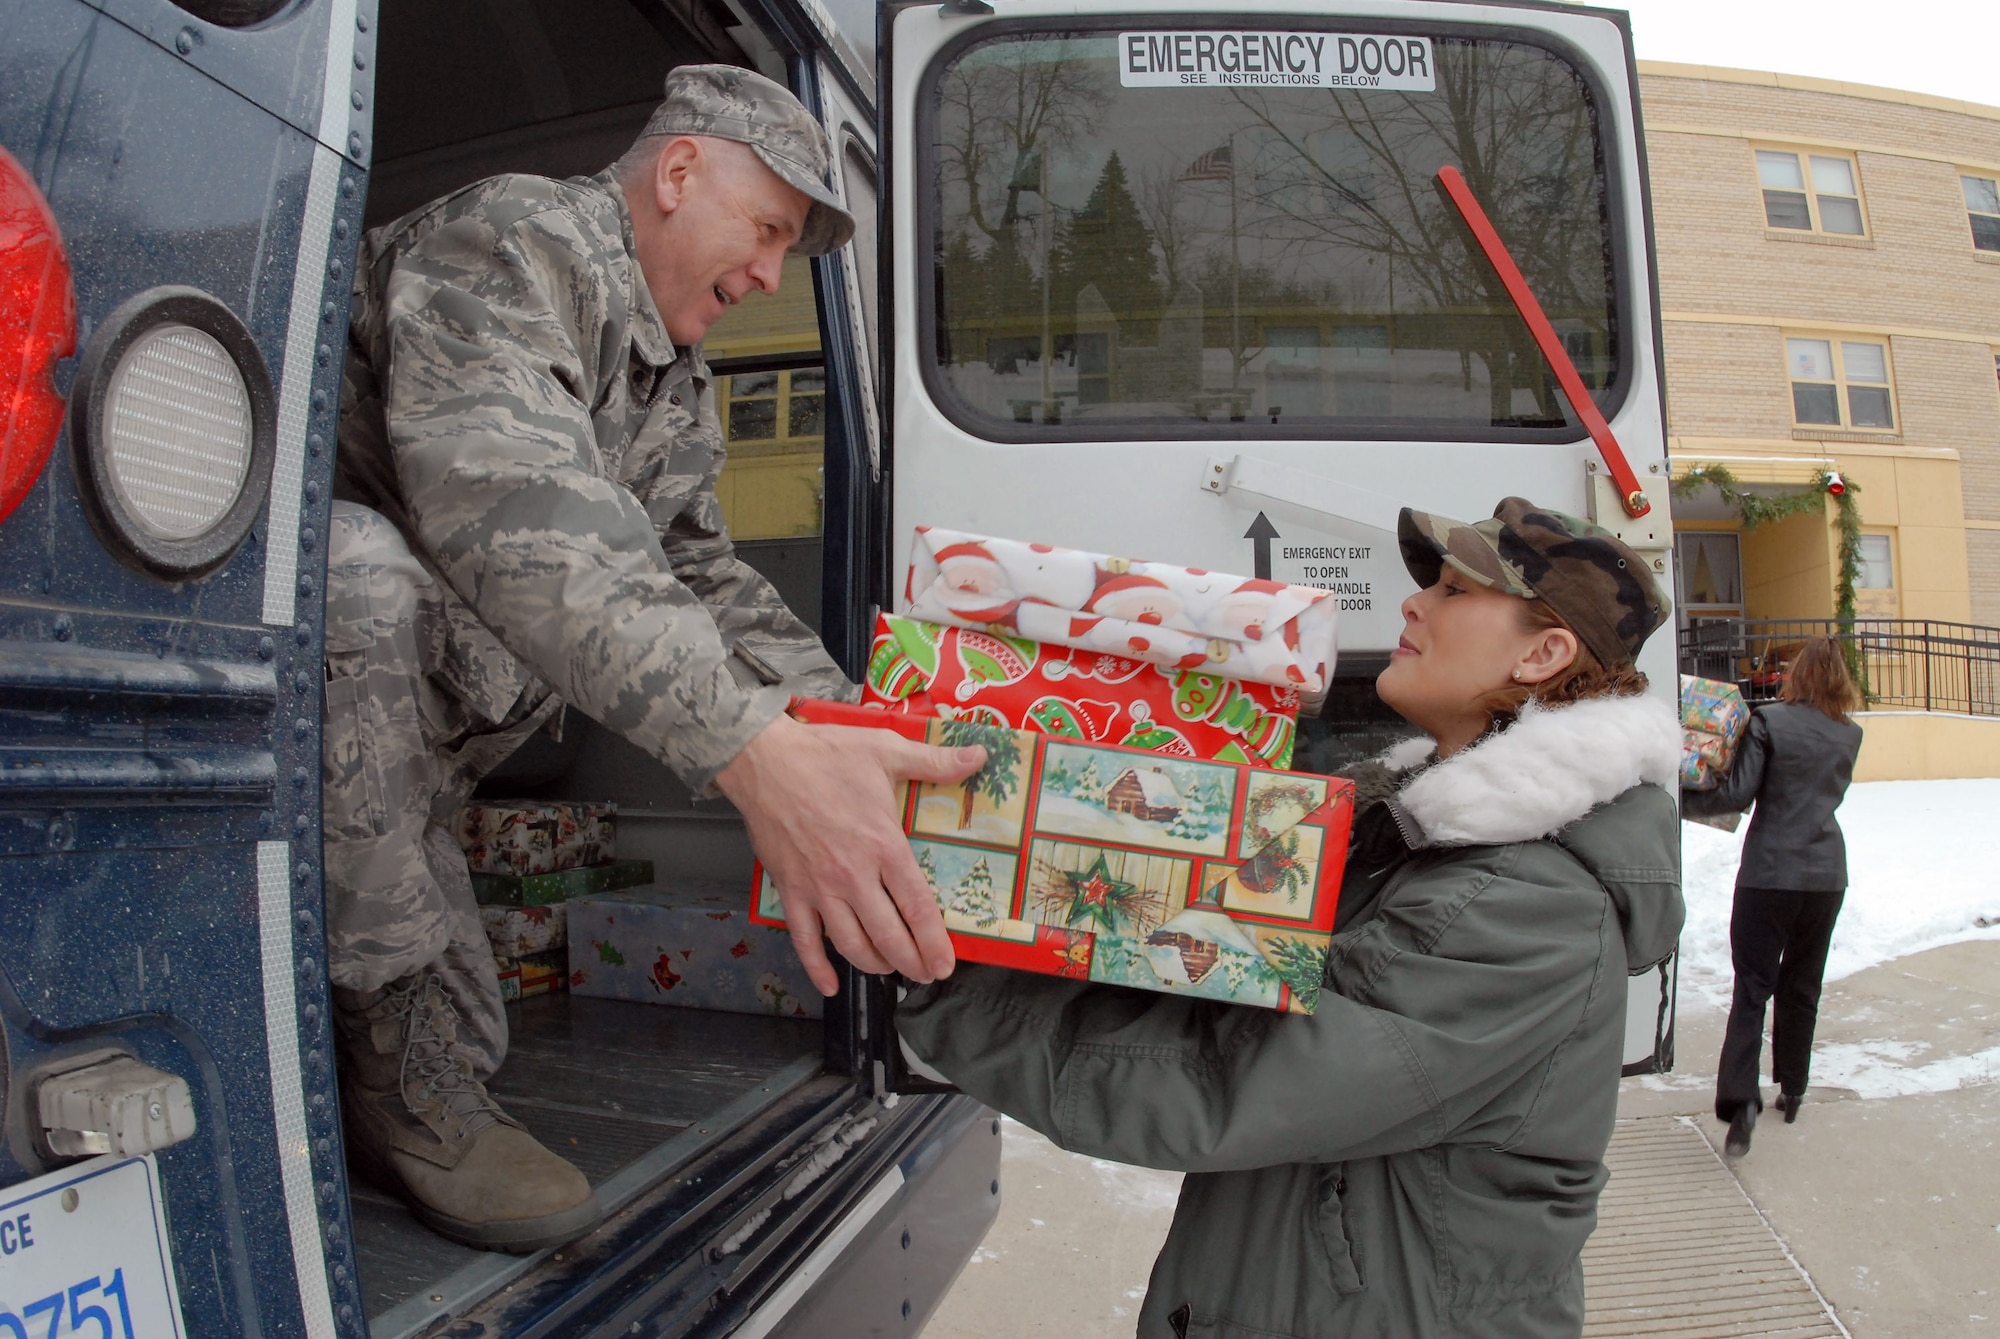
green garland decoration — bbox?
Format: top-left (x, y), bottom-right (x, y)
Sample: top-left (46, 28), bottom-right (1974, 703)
top-left (1671, 464), bottom-right (1868, 681)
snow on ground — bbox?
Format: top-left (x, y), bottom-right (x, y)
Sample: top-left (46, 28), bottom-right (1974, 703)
top-left (1678, 777), bottom-right (2000, 1008)
top-left (1000, 1116), bottom-right (1183, 1213)
top-left (1809, 1040), bottom-right (2000, 1100)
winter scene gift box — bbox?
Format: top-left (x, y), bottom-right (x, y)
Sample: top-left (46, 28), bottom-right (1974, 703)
top-left (568, 887), bottom-right (822, 1020)
top-left (754, 699), bottom-right (1355, 1013)
top-left (862, 613), bottom-right (1300, 770)
top-left (455, 800), bottom-right (616, 877)
top-left (1680, 675), bottom-right (1750, 791)
top-left (905, 528), bottom-right (1339, 695)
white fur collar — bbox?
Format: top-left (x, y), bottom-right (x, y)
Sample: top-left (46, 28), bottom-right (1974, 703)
top-left (1377, 695), bottom-right (1680, 847)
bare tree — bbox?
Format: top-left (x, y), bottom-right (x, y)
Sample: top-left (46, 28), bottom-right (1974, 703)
top-left (935, 46), bottom-right (1110, 244)
top-left (1228, 41), bottom-right (1611, 424)
top-left (1136, 164), bottom-right (1197, 298)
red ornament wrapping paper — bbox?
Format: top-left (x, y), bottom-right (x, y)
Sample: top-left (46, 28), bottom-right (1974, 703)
top-left (752, 699), bottom-right (1354, 1013)
top-left (862, 613), bottom-right (1301, 771)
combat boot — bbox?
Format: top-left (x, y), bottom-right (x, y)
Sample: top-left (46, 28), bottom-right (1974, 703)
top-left (334, 970), bottom-right (601, 1253)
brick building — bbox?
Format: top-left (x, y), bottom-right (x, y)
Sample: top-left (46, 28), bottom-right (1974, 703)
top-left (1639, 62), bottom-right (2000, 630)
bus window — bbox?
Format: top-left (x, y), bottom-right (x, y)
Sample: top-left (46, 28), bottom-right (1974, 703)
top-left (924, 30), bottom-right (1621, 438)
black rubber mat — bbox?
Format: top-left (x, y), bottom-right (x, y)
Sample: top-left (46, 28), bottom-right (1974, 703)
top-left (351, 992), bottom-right (820, 1322)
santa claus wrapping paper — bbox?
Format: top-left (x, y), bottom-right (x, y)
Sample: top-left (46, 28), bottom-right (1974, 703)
top-left (862, 530), bottom-right (1342, 770)
top-left (904, 528), bottom-right (1339, 694)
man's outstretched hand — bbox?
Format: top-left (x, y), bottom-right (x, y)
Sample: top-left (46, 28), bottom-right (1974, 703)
top-left (717, 712), bottom-right (986, 996)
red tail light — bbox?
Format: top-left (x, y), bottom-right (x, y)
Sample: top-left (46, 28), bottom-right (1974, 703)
top-left (0, 145), bottom-right (78, 525)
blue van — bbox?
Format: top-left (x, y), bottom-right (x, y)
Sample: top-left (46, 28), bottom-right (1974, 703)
top-left (0, 0), bottom-right (999, 1332)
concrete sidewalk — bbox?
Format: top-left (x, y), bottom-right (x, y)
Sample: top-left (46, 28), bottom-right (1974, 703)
top-left (924, 939), bottom-right (2000, 1338)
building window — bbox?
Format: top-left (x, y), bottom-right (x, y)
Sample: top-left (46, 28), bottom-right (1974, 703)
top-left (1677, 531), bottom-right (1744, 615)
top-left (1787, 336), bottom-right (1895, 430)
top-left (1756, 149), bottom-right (1865, 235)
top-left (722, 367), bottom-right (826, 445)
top-left (1856, 534), bottom-right (1895, 590)
top-left (1966, 174), bottom-right (2000, 252)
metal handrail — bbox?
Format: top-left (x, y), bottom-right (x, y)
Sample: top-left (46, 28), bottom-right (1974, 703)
top-left (1676, 618), bottom-right (2000, 718)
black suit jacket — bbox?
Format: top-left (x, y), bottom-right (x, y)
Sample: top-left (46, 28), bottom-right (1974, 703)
top-left (1684, 701), bottom-right (1863, 889)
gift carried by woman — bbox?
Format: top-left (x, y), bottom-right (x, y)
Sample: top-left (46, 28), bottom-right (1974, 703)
top-left (1681, 673), bottom-right (1750, 790)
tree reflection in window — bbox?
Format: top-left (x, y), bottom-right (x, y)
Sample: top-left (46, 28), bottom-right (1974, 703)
top-left (928, 32), bottom-right (1620, 435)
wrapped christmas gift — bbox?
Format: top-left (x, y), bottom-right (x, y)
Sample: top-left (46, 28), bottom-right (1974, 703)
top-left (863, 613), bottom-right (1299, 770)
top-left (481, 903), bottom-right (567, 959)
top-left (1683, 809), bottom-right (1744, 835)
top-left (905, 528), bottom-right (1339, 694)
top-left (496, 948), bottom-right (567, 1002)
top-left (568, 887), bottom-right (821, 1019)
top-left (752, 699), bottom-right (1354, 1014)
top-left (455, 800), bottom-right (616, 877)
top-left (1680, 675), bottom-right (1750, 790)
top-left (470, 858), bottom-right (654, 908)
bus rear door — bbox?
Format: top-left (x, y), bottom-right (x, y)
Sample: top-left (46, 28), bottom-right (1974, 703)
top-left (880, 0), bottom-right (1678, 1071)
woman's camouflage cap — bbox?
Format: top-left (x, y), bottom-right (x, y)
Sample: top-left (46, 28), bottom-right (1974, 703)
top-left (1397, 497), bottom-right (1669, 667)
top-left (642, 64), bottom-right (855, 256)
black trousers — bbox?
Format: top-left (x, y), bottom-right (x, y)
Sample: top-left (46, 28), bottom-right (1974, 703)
top-left (1715, 884), bottom-right (1846, 1120)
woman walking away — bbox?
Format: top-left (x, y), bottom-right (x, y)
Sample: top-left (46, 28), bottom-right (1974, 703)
top-left (900, 498), bottom-right (1684, 1339)
top-left (1685, 636), bottom-right (1864, 1157)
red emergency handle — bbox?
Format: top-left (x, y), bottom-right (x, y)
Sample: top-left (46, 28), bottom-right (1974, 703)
top-left (1435, 165), bottom-right (1650, 518)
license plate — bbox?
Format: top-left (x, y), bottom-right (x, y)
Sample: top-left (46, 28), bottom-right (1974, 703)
top-left (0, 1155), bottom-right (186, 1339)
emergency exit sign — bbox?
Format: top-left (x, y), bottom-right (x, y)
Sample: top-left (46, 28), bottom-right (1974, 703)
top-left (1119, 31), bottom-right (1435, 89)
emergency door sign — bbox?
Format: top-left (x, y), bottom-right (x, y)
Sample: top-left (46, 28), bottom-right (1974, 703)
top-left (1119, 32), bottom-right (1436, 89)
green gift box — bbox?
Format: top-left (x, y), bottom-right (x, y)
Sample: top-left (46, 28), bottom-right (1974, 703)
top-left (471, 858), bottom-right (654, 908)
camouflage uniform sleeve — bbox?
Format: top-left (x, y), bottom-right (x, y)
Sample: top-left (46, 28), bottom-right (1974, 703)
top-left (378, 193), bottom-right (785, 790)
top-left (658, 375), bottom-right (859, 705)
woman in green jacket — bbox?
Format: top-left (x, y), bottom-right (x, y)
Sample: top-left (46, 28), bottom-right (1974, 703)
top-left (898, 499), bottom-right (1685, 1339)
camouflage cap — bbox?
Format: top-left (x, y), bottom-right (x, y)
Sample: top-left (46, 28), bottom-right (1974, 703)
top-left (641, 64), bottom-right (855, 256)
top-left (1397, 497), bottom-right (1669, 667)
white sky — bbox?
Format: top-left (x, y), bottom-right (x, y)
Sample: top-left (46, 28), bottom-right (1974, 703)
top-left (1595, 0), bottom-right (1998, 108)
top-left (831, 2), bottom-right (1994, 107)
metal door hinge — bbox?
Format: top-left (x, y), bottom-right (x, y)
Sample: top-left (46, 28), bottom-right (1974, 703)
top-left (1584, 464), bottom-right (1671, 578)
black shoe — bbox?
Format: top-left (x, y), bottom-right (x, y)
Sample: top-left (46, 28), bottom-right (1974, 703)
top-left (1725, 1104), bottom-right (1757, 1157)
top-left (1775, 1093), bottom-right (1803, 1124)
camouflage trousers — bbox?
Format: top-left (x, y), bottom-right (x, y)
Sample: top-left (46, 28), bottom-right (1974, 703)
top-left (322, 502), bottom-right (559, 1078)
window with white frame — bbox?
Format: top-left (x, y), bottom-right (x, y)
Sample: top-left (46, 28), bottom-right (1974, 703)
top-left (1966, 174), bottom-right (2000, 252)
top-left (1787, 336), bottom-right (1895, 430)
top-left (1856, 534), bottom-right (1895, 590)
top-left (1756, 149), bottom-right (1865, 235)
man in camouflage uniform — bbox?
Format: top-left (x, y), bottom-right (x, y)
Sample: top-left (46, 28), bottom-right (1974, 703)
top-left (325, 65), bottom-right (981, 1252)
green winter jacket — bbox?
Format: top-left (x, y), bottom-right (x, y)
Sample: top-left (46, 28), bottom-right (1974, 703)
top-left (898, 694), bottom-right (1684, 1339)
